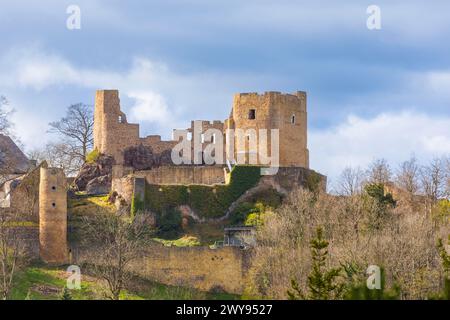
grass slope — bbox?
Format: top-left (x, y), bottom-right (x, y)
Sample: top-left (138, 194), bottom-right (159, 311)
top-left (11, 264), bottom-right (238, 300)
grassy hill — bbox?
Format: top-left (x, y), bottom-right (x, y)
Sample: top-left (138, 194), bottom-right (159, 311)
top-left (11, 264), bottom-right (238, 300)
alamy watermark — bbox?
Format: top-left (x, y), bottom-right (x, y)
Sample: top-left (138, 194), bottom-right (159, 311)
top-left (66, 5), bottom-right (81, 30)
top-left (367, 5), bottom-right (381, 30)
top-left (66, 265), bottom-right (82, 290)
top-left (366, 265), bottom-right (381, 290)
top-left (171, 121), bottom-right (280, 175)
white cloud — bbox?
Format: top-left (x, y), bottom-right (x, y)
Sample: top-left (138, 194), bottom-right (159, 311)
top-left (128, 91), bottom-right (173, 127)
top-left (310, 111), bottom-right (450, 183)
top-left (0, 48), bottom-right (188, 129)
top-left (0, 46), bottom-right (273, 149)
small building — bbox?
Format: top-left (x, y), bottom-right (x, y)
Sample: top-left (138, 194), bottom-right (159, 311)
top-left (223, 226), bottom-right (256, 248)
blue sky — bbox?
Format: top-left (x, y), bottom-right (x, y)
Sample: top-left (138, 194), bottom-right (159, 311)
top-left (0, 0), bottom-right (449, 185)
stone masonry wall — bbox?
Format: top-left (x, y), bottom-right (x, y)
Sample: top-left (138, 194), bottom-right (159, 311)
top-left (131, 245), bottom-right (250, 294)
top-left (112, 166), bottom-right (226, 203)
top-left (135, 165), bottom-right (226, 185)
top-left (72, 243), bottom-right (250, 294)
top-left (39, 167), bottom-right (68, 265)
top-left (94, 90), bottom-right (176, 164)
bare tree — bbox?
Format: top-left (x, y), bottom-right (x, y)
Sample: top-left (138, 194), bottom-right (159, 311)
top-left (337, 166), bottom-right (365, 196)
top-left (49, 103), bottom-right (94, 163)
top-left (366, 158), bottom-right (392, 185)
top-left (27, 142), bottom-right (83, 177)
top-left (420, 158), bottom-right (446, 202)
top-left (0, 96), bottom-right (13, 135)
top-left (0, 146), bottom-right (27, 300)
top-left (444, 156), bottom-right (450, 199)
top-left (0, 209), bottom-right (28, 300)
top-left (395, 155), bottom-right (420, 195)
top-left (80, 210), bottom-right (153, 300)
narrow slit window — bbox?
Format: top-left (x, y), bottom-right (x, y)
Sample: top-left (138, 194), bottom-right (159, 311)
top-left (291, 114), bottom-right (296, 124)
top-left (248, 109), bottom-right (256, 120)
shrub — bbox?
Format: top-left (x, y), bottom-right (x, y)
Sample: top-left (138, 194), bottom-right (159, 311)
top-left (157, 207), bottom-right (183, 239)
top-left (85, 148), bottom-right (100, 163)
top-left (130, 193), bottom-right (145, 217)
top-left (364, 183), bottom-right (396, 207)
top-left (229, 202), bottom-right (255, 225)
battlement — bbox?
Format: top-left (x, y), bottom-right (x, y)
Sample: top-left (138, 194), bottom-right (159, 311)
top-left (234, 91), bottom-right (306, 101)
top-left (228, 90), bottom-right (309, 167)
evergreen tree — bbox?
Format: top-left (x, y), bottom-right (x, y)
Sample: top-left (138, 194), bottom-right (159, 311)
top-left (364, 183), bottom-right (396, 207)
top-left (60, 286), bottom-right (73, 300)
top-left (343, 267), bottom-right (400, 300)
top-left (288, 227), bottom-right (344, 300)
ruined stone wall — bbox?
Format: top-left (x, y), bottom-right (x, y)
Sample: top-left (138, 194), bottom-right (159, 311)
top-left (8, 162), bottom-right (47, 222)
top-left (188, 120), bottom-right (226, 164)
top-left (112, 166), bottom-right (227, 203)
top-left (135, 165), bottom-right (226, 185)
top-left (131, 245), bottom-right (250, 294)
top-left (112, 166), bottom-right (325, 208)
top-left (140, 135), bottom-right (177, 154)
top-left (94, 90), bottom-right (309, 169)
top-left (94, 90), bottom-right (140, 163)
top-left (94, 90), bottom-right (177, 164)
top-left (71, 243), bottom-right (249, 294)
top-left (226, 91), bottom-right (309, 168)
top-left (111, 175), bottom-right (135, 203)
top-left (39, 167), bottom-right (68, 265)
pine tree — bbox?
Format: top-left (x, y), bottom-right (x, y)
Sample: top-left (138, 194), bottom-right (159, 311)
top-left (60, 286), bottom-right (73, 300)
top-left (343, 268), bottom-right (400, 300)
top-left (288, 227), bottom-right (344, 300)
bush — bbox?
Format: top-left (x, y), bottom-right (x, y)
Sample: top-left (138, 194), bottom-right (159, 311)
top-left (364, 183), bottom-right (396, 207)
top-left (130, 193), bottom-right (145, 217)
top-left (157, 207), bottom-right (183, 239)
top-left (85, 148), bottom-right (100, 163)
top-left (229, 202), bottom-right (255, 225)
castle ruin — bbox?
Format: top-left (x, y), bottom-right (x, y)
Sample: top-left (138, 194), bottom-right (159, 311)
top-left (0, 88), bottom-right (325, 292)
top-left (91, 89), bottom-right (319, 201)
top-left (94, 90), bottom-right (309, 168)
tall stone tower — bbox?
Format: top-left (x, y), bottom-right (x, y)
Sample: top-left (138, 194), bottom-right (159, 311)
top-left (226, 91), bottom-right (309, 168)
top-left (93, 90), bottom-right (140, 164)
top-left (39, 167), bottom-right (68, 264)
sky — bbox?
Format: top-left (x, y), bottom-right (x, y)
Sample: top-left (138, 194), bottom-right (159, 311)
top-left (0, 0), bottom-right (449, 186)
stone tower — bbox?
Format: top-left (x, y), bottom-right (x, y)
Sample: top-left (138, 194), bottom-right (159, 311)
top-left (93, 90), bottom-right (140, 164)
top-left (39, 167), bottom-right (68, 264)
top-left (225, 91), bottom-right (309, 168)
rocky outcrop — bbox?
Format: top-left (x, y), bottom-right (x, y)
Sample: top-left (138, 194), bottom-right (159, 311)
top-left (123, 144), bottom-right (173, 171)
top-left (85, 174), bottom-right (112, 195)
top-left (73, 155), bottom-right (114, 193)
top-left (74, 147), bottom-right (172, 195)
